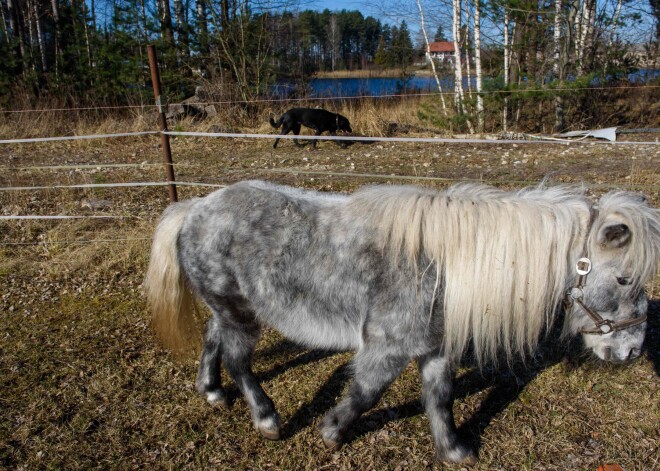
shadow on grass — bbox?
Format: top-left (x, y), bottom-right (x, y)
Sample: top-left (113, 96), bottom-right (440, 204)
top-left (643, 299), bottom-right (659, 376)
top-left (243, 306), bottom-right (658, 455)
top-left (333, 329), bottom-right (585, 456)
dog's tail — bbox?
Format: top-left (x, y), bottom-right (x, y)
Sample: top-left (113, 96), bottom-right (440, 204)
top-left (269, 114), bottom-right (283, 129)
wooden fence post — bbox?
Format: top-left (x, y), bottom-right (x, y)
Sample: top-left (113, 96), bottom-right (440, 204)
top-left (147, 45), bottom-right (178, 203)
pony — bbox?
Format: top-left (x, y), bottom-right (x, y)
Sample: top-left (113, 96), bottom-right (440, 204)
top-left (144, 180), bottom-right (659, 464)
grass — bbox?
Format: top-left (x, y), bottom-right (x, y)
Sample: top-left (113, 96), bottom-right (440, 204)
top-left (1, 103), bottom-right (659, 470)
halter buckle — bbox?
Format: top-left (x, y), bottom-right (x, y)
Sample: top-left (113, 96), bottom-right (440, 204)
top-left (576, 257), bottom-right (592, 276)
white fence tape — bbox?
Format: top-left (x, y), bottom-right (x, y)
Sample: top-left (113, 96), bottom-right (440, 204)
top-left (259, 168), bottom-right (660, 190)
top-left (163, 131), bottom-right (660, 146)
top-left (0, 215), bottom-right (125, 220)
top-left (0, 181), bottom-right (225, 191)
top-left (3, 163), bottom-right (164, 171)
top-left (0, 130), bottom-right (657, 146)
top-left (1, 237), bottom-right (152, 245)
top-left (0, 131), bottom-right (158, 144)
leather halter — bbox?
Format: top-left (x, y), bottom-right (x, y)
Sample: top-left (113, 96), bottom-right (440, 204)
top-left (565, 208), bottom-right (647, 336)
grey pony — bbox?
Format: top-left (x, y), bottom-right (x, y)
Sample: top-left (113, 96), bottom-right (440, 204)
top-left (144, 180), bottom-right (658, 464)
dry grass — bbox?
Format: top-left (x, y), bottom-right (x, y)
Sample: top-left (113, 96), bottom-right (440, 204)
top-left (1, 107), bottom-right (659, 470)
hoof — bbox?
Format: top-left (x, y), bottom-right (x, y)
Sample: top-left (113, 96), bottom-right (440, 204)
top-left (259, 426), bottom-right (281, 441)
top-left (321, 435), bottom-right (342, 451)
top-left (437, 448), bottom-right (478, 466)
top-left (256, 416), bottom-right (281, 441)
top-left (205, 390), bottom-right (228, 408)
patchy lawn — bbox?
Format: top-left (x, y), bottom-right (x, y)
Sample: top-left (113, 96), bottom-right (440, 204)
top-left (1, 131), bottom-right (659, 470)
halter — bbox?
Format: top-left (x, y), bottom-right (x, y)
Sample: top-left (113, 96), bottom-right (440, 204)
top-left (565, 207), bottom-right (647, 335)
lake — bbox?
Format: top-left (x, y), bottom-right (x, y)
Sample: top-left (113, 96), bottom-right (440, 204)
top-left (272, 69), bottom-right (659, 99)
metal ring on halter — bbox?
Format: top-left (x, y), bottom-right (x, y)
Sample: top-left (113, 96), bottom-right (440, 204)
top-left (569, 287), bottom-right (584, 300)
top-left (575, 257), bottom-right (592, 276)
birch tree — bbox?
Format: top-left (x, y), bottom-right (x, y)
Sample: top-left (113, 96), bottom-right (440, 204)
top-left (416, 0), bottom-right (447, 113)
top-left (473, 0), bottom-right (483, 132)
top-left (553, 0), bottom-right (564, 131)
top-left (503, 2), bottom-right (510, 131)
top-left (452, 0), bottom-right (464, 110)
top-left (174, 0), bottom-right (190, 58)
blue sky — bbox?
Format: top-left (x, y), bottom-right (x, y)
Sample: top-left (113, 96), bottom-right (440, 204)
top-left (302, 0), bottom-right (657, 45)
top-left (306, 0), bottom-right (381, 17)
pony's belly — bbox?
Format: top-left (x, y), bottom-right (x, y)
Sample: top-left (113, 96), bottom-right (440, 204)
top-left (259, 305), bottom-right (363, 351)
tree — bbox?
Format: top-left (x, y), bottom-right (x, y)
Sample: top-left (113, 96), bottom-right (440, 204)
top-left (434, 24), bottom-right (447, 42)
top-left (473, 0), bottom-right (483, 132)
top-left (416, 0), bottom-right (447, 113)
top-left (393, 20), bottom-right (413, 69)
top-left (652, 0), bottom-right (660, 39)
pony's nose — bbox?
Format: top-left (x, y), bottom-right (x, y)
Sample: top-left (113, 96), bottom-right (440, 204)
top-left (628, 347), bottom-right (641, 360)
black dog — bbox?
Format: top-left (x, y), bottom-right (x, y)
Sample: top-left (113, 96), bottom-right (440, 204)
top-left (269, 108), bottom-right (352, 148)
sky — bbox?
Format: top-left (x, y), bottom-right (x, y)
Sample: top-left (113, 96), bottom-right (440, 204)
top-left (302, 0), bottom-right (658, 46)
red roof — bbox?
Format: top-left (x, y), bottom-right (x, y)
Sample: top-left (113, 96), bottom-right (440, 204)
top-left (429, 41), bottom-right (455, 53)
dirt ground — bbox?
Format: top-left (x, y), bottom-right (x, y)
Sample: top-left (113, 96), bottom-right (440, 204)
top-left (1, 131), bottom-right (659, 470)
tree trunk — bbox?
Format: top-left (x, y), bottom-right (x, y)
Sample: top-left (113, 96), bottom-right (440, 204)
top-left (50, 0), bottom-right (62, 77)
top-left (173, 0), bottom-right (190, 58)
top-left (474, 0), bottom-right (483, 132)
top-left (196, 0), bottom-right (209, 55)
top-left (82, 1), bottom-right (93, 69)
top-left (608, 0), bottom-right (623, 49)
top-left (452, 0), bottom-right (464, 110)
top-left (7, 0), bottom-right (26, 73)
top-left (553, 0), bottom-right (564, 131)
top-left (220, 0), bottom-right (229, 29)
top-left (416, 0), bottom-right (447, 113)
top-left (329, 15), bottom-right (338, 72)
top-left (503, 3), bottom-right (510, 132)
top-left (160, 0), bottom-right (175, 46)
top-left (0, 2), bottom-right (8, 46)
top-left (574, 0), bottom-right (583, 74)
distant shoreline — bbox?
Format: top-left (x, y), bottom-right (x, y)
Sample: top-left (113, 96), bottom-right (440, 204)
top-left (314, 68), bottom-right (439, 79)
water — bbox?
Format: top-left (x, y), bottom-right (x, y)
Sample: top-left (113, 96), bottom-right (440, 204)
top-left (272, 69), bottom-right (658, 99)
top-left (309, 76), bottom-right (458, 97)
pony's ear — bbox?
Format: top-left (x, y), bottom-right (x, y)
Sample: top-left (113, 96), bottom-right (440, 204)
top-left (598, 223), bottom-right (631, 249)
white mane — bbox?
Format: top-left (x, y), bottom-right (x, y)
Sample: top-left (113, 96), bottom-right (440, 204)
top-left (592, 191), bottom-right (660, 292)
top-left (349, 183), bottom-right (622, 365)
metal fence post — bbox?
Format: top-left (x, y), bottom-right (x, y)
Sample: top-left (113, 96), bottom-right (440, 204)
top-left (147, 45), bottom-right (178, 203)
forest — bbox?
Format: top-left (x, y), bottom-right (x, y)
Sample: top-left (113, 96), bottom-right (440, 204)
top-left (1, 0), bottom-right (659, 132)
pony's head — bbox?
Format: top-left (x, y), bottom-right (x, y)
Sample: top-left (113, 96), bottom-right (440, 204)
top-left (565, 192), bottom-right (660, 363)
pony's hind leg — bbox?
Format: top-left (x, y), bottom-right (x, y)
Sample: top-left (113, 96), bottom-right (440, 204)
top-left (418, 351), bottom-right (476, 465)
top-left (196, 314), bottom-right (228, 407)
top-left (222, 317), bottom-right (281, 440)
top-left (197, 304), bottom-right (281, 440)
top-left (319, 345), bottom-right (410, 449)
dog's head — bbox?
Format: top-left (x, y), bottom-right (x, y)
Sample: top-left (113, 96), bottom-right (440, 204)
top-left (337, 115), bottom-right (352, 133)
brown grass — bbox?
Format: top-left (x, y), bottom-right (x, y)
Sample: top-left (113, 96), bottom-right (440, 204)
top-left (1, 106), bottom-right (659, 470)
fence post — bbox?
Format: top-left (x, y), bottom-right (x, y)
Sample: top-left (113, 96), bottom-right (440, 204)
top-left (147, 45), bottom-right (178, 203)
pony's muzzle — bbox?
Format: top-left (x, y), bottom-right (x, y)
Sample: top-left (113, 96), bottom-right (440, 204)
top-left (601, 346), bottom-right (641, 363)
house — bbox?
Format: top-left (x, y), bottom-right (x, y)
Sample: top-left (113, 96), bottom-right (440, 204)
top-left (427, 41), bottom-right (455, 64)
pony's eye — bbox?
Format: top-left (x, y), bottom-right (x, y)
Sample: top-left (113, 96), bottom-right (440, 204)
top-left (616, 277), bottom-right (631, 286)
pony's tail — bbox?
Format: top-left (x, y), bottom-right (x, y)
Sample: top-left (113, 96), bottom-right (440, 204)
top-left (144, 200), bottom-right (200, 354)
top-left (269, 115), bottom-right (282, 129)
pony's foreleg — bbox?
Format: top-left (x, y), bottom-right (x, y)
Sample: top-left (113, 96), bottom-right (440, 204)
top-left (319, 346), bottom-right (409, 449)
top-left (418, 352), bottom-right (477, 465)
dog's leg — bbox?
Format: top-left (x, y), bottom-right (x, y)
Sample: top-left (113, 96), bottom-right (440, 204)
top-left (312, 130), bottom-right (323, 148)
top-left (275, 123), bottom-right (294, 149)
top-left (292, 123), bottom-right (305, 147)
